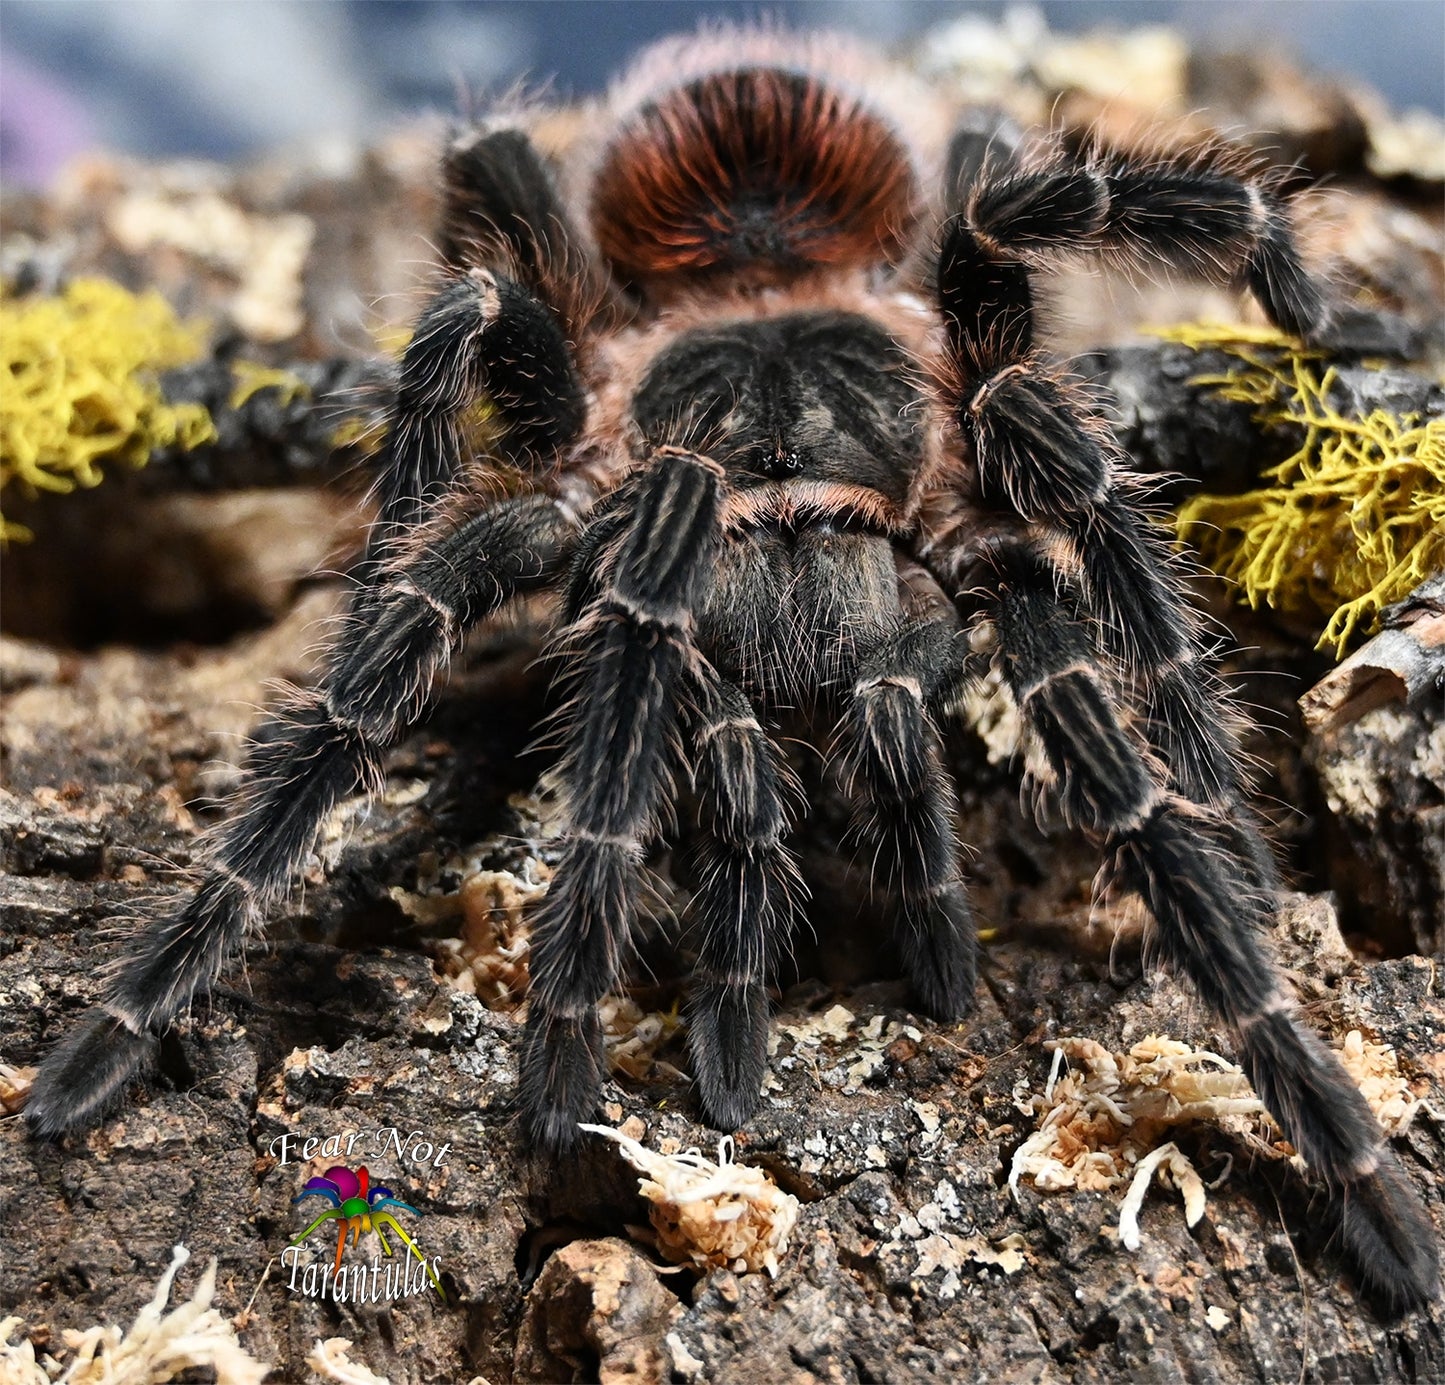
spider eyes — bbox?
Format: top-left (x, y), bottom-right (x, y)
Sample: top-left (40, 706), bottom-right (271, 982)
top-left (740, 445), bottom-right (805, 479)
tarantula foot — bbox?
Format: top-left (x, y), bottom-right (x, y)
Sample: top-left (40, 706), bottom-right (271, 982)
top-left (688, 980), bottom-right (770, 1132)
top-left (1340, 1159), bottom-right (1442, 1316)
top-left (899, 887), bottom-right (978, 1022)
top-left (26, 1012), bottom-right (159, 1139)
top-left (519, 1009), bottom-right (605, 1152)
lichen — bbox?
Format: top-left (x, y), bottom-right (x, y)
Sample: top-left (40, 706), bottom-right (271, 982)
top-left (227, 359), bottom-right (310, 411)
top-left (600, 995), bottom-right (687, 1083)
top-left (1161, 323), bottom-right (1445, 658)
top-left (1010, 1031), bottom-right (1420, 1254)
top-left (305, 1337), bottom-right (391, 1385)
top-left (0, 1243), bottom-right (270, 1384)
top-left (105, 190), bottom-right (313, 342)
top-left (582, 1124), bottom-right (800, 1277)
top-left (0, 278), bottom-right (215, 541)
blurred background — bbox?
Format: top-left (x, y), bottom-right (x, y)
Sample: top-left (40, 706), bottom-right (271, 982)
top-left (3, 0), bottom-right (1443, 187)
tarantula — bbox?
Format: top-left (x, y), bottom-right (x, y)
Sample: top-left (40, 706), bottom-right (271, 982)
top-left (27, 28), bottom-right (1438, 1311)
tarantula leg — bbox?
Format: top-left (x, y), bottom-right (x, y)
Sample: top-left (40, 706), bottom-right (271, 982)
top-left (935, 225), bottom-right (1273, 886)
top-left (1121, 823), bottom-right (1442, 1314)
top-left (521, 448), bottom-right (723, 1150)
top-left (26, 494), bottom-right (572, 1139)
top-left (368, 271), bottom-right (585, 565)
top-left (353, 126), bottom-right (597, 585)
top-left (936, 139), bottom-right (1316, 837)
top-left (988, 542), bottom-right (1440, 1313)
top-left (840, 619), bottom-right (978, 1020)
top-left (1045, 494), bottom-right (1276, 886)
top-left (439, 127), bottom-right (608, 339)
top-left (686, 672), bottom-right (804, 1129)
top-left (943, 111), bottom-right (1025, 209)
top-left (965, 142), bottom-right (1327, 340)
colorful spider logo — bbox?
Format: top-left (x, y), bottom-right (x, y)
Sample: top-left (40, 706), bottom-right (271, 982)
top-left (289, 1165), bottom-right (446, 1300)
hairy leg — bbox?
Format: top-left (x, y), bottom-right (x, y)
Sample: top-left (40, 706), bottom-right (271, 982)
top-left (962, 135), bottom-right (1327, 339)
top-left (782, 529), bottom-right (979, 1022)
top-left (365, 126), bottom-right (596, 576)
top-left (27, 495), bottom-right (572, 1137)
top-left (987, 539), bottom-right (1439, 1312)
top-left (438, 126), bottom-right (610, 341)
top-left (520, 448), bottom-right (724, 1149)
top-left (685, 669), bottom-right (804, 1128)
top-left (931, 176), bottom-right (1278, 885)
top-left (838, 615), bottom-right (978, 1021)
top-left (365, 268), bottom-right (585, 573)
top-left (29, 122), bottom-right (610, 1137)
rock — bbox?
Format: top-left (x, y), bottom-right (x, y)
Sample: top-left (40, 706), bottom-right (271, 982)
top-left (1305, 692), bottom-right (1445, 959)
top-left (513, 1239), bottom-right (682, 1385)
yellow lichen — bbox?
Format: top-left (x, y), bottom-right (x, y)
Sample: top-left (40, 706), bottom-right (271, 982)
top-left (227, 359), bottom-right (310, 411)
top-left (328, 413), bottom-right (386, 454)
top-left (0, 278), bottom-right (215, 540)
top-left (1160, 323), bottom-right (1445, 658)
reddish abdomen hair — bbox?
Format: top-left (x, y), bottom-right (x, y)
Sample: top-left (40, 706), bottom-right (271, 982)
top-left (592, 69), bottom-right (915, 282)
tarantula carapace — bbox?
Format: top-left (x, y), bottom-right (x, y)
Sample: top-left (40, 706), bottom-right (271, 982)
top-left (27, 29), bottom-right (1439, 1311)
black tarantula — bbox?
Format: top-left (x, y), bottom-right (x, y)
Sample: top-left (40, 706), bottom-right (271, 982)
top-left (27, 28), bottom-right (1439, 1311)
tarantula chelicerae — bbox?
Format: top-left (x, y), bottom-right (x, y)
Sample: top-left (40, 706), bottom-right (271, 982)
top-left (27, 28), bottom-right (1439, 1311)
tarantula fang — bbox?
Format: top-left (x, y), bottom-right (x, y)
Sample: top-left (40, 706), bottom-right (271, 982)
top-left (26, 27), bottom-right (1439, 1313)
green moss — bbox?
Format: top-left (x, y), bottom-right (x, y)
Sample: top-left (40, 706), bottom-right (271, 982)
top-left (1159, 324), bottom-right (1445, 658)
top-left (0, 278), bottom-right (216, 541)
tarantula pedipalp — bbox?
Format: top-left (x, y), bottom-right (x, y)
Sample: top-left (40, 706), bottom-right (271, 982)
top-left (26, 27), bottom-right (1439, 1312)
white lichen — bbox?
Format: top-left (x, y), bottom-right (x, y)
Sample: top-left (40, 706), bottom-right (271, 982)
top-left (1010, 1030), bottom-right (1421, 1255)
top-left (0, 1317), bottom-right (49, 1385)
top-left (598, 995), bottom-right (687, 1082)
top-left (305, 1337), bottom-right (390, 1385)
top-left (770, 1004), bottom-right (921, 1096)
top-left (581, 1124), bottom-right (800, 1277)
top-left (107, 190), bottom-right (313, 342)
top-left (5, 1243), bottom-right (270, 1385)
top-left (1116, 1141), bottom-right (1208, 1251)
